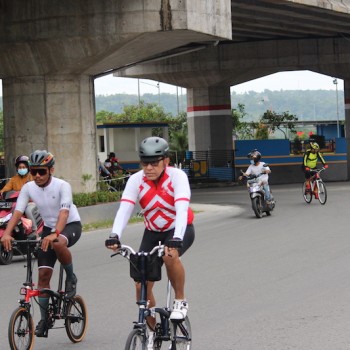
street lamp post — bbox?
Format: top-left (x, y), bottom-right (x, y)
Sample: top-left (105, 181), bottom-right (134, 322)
top-left (138, 80), bottom-right (161, 106)
top-left (333, 78), bottom-right (340, 138)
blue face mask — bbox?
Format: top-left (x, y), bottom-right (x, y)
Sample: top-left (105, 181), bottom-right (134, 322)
top-left (18, 168), bottom-right (28, 176)
top-left (250, 160), bottom-right (255, 165)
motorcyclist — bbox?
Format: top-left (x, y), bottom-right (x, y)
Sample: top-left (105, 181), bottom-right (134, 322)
top-left (0, 155), bottom-right (39, 233)
top-left (241, 149), bottom-right (273, 203)
top-left (0, 155), bottom-right (33, 196)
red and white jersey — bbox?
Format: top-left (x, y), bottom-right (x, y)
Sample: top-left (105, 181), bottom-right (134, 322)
top-left (112, 167), bottom-right (193, 239)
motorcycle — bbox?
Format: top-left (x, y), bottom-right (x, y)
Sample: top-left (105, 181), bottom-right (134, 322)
top-left (0, 191), bottom-right (43, 265)
top-left (241, 171), bottom-right (275, 218)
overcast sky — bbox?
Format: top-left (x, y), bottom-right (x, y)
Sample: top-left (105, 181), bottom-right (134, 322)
top-left (0, 70), bottom-right (344, 97)
top-left (94, 70), bottom-right (344, 95)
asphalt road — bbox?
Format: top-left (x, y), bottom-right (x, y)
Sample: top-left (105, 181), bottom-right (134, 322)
top-left (1, 182), bottom-right (350, 349)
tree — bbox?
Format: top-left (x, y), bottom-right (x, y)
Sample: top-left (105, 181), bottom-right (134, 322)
top-left (260, 110), bottom-right (298, 139)
top-left (96, 110), bottom-right (119, 123)
top-left (255, 123), bottom-right (269, 139)
top-left (232, 103), bottom-right (258, 140)
top-left (96, 101), bottom-right (189, 151)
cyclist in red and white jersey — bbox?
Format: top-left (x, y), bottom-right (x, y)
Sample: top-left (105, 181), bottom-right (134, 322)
top-left (106, 136), bottom-right (195, 326)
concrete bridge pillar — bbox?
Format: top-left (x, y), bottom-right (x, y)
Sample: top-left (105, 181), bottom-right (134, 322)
top-left (187, 86), bottom-right (232, 154)
top-left (3, 75), bottom-right (97, 192)
top-left (344, 79), bottom-right (350, 180)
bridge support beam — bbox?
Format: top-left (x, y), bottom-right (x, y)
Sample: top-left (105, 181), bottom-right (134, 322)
top-left (187, 86), bottom-right (233, 154)
top-left (3, 75), bottom-right (97, 192)
top-left (345, 79), bottom-right (350, 181)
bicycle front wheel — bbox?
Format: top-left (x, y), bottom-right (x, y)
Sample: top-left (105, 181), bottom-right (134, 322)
top-left (65, 295), bottom-right (88, 343)
top-left (8, 307), bottom-right (35, 350)
top-left (125, 329), bottom-right (146, 350)
top-left (172, 316), bottom-right (192, 350)
top-left (317, 181), bottom-right (327, 205)
top-left (302, 182), bottom-right (312, 203)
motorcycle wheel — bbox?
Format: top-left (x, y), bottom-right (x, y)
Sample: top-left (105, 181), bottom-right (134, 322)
top-left (0, 244), bottom-right (13, 265)
top-left (252, 197), bottom-right (263, 218)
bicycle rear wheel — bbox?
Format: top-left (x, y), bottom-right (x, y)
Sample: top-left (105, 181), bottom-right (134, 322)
top-left (317, 181), bottom-right (327, 205)
top-left (65, 295), bottom-right (88, 343)
top-left (8, 307), bottom-right (35, 350)
top-left (302, 182), bottom-right (312, 203)
top-left (171, 316), bottom-right (192, 350)
top-left (125, 328), bottom-right (146, 350)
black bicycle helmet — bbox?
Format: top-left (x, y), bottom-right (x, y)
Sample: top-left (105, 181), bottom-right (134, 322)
top-left (139, 137), bottom-right (169, 161)
top-left (15, 155), bottom-right (29, 168)
top-left (247, 149), bottom-right (261, 163)
top-left (29, 150), bottom-right (55, 167)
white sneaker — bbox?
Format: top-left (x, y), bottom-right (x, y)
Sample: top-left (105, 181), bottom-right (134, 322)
top-left (147, 331), bottom-right (155, 349)
top-left (170, 299), bottom-right (188, 320)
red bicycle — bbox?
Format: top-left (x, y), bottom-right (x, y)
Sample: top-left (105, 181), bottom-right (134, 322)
top-left (8, 239), bottom-right (88, 350)
top-left (302, 167), bottom-right (327, 205)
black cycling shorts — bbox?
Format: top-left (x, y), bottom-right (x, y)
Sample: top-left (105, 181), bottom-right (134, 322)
top-left (304, 167), bottom-right (315, 179)
top-left (139, 224), bottom-right (195, 256)
top-left (38, 221), bottom-right (82, 269)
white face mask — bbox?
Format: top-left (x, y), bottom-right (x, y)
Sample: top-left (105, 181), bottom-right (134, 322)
top-left (250, 160), bottom-right (255, 165)
top-left (18, 168), bottom-right (28, 176)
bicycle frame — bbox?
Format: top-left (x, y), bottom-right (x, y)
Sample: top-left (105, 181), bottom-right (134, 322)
top-left (114, 244), bottom-right (192, 349)
top-left (9, 239), bottom-right (88, 349)
top-left (303, 167), bottom-right (327, 205)
top-left (308, 168), bottom-right (325, 193)
top-left (13, 241), bottom-right (69, 327)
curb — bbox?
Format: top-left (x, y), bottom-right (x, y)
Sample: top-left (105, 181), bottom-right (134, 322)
top-left (78, 202), bottom-right (141, 225)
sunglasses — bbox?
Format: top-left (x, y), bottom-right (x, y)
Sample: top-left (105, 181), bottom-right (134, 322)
top-left (30, 168), bottom-right (48, 176)
top-left (140, 158), bottom-right (164, 167)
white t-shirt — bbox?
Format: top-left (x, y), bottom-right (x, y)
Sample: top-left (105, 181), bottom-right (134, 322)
top-left (16, 177), bottom-right (81, 229)
top-left (245, 162), bottom-right (270, 183)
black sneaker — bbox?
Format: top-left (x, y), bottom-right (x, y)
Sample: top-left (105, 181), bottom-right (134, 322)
top-left (35, 319), bottom-right (48, 337)
top-left (65, 273), bottom-right (77, 298)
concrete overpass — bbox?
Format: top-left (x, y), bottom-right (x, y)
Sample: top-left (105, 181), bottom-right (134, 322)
top-left (114, 0), bottom-right (350, 179)
top-left (1, 1), bottom-right (350, 191)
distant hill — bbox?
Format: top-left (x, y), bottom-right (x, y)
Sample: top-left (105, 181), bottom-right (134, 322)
top-left (1, 90), bottom-right (345, 122)
top-left (95, 89), bottom-right (345, 122)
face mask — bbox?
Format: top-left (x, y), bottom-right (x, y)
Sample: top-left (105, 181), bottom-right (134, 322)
top-left (18, 168), bottom-right (28, 176)
top-left (250, 160), bottom-right (255, 165)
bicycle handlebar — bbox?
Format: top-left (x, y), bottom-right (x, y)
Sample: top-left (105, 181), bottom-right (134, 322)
top-left (306, 166), bottom-right (327, 173)
top-left (11, 238), bottom-right (58, 248)
top-left (111, 243), bottom-right (165, 259)
top-left (12, 239), bottom-right (41, 247)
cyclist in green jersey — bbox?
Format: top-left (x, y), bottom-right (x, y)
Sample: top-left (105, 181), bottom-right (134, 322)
top-left (302, 142), bottom-right (328, 189)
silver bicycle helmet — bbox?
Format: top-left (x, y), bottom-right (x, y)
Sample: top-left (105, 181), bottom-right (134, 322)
top-left (15, 155), bottom-right (29, 168)
top-left (139, 137), bottom-right (169, 161)
top-left (29, 150), bottom-right (55, 167)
